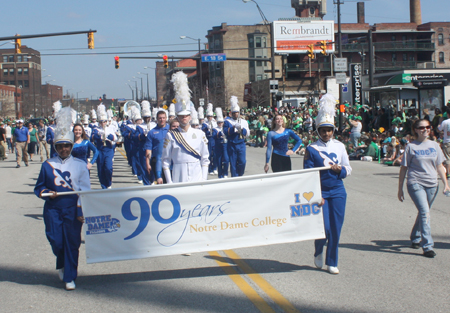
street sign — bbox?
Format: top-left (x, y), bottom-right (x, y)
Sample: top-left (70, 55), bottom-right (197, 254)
top-left (342, 83), bottom-right (348, 93)
top-left (201, 53), bottom-right (226, 62)
top-left (199, 98), bottom-right (205, 106)
top-left (336, 73), bottom-right (347, 84)
top-left (270, 80), bottom-right (279, 93)
top-left (334, 58), bottom-right (348, 72)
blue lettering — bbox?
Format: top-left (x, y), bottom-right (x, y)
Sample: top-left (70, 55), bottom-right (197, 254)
top-left (290, 205), bottom-right (301, 217)
top-left (122, 197), bottom-right (151, 240)
top-left (152, 195), bottom-right (181, 224)
top-left (294, 193), bottom-right (301, 204)
top-left (312, 203), bottom-right (320, 214)
top-left (302, 204), bottom-right (311, 216)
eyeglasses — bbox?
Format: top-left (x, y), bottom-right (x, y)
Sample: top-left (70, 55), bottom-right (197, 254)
top-left (416, 126), bottom-right (431, 130)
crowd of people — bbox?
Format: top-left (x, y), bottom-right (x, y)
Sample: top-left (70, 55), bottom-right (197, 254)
top-left (2, 71), bottom-right (449, 290)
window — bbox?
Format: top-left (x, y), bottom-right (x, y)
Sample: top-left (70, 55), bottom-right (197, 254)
top-left (256, 56), bottom-right (262, 67)
top-left (249, 74), bottom-right (255, 82)
top-left (249, 37), bottom-right (254, 48)
top-left (439, 52), bottom-right (445, 63)
top-left (17, 55), bottom-right (22, 62)
top-left (256, 74), bottom-right (262, 81)
top-left (8, 55), bottom-right (14, 62)
top-left (438, 33), bottom-right (444, 45)
top-left (249, 61), bottom-right (255, 68)
top-left (255, 37), bottom-right (261, 48)
top-left (24, 80), bottom-right (29, 88)
top-left (3, 69), bottom-right (8, 76)
top-left (262, 37), bottom-right (267, 48)
top-left (18, 68), bottom-right (22, 75)
top-left (9, 81), bottom-right (14, 85)
top-left (249, 50), bottom-right (254, 58)
top-left (391, 53), bottom-right (397, 62)
top-left (2, 56), bottom-right (7, 63)
top-left (23, 68), bottom-right (28, 75)
top-left (9, 68), bottom-right (14, 75)
top-left (18, 80), bottom-right (23, 87)
top-left (409, 55), bottom-right (415, 61)
top-left (403, 53), bottom-right (408, 61)
top-left (402, 35), bottom-right (407, 42)
top-left (391, 35), bottom-right (396, 41)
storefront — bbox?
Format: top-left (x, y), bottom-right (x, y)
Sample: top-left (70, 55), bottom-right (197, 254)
top-left (363, 69), bottom-right (450, 119)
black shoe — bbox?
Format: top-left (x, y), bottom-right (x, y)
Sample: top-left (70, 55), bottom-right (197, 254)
top-left (16, 164), bottom-right (20, 168)
top-left (423, 250), bottom-right (436, 258)
top-left (411, 242), bottom-right (420, 249)
top-left (25, 163), bottom-right (29, 167)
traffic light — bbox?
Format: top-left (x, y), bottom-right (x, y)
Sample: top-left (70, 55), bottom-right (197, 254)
top-left (320, 40), bottom-right (327, 55)
top-left (163, 55), bottom-right (169, 68)
top-left (340, 104), bottom-right (345, 113)
top-left (15, 34), bottom-right (21, 54)
top-left (307, 44), bottom-right (315, 59)
top-left (88, 32), bottom-right (94, 49)
top-left (114, 56), bottom-right (120, 69)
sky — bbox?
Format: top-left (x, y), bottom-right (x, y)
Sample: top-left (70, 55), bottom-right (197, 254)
top-left (3, 0), bottom-right (449, 101)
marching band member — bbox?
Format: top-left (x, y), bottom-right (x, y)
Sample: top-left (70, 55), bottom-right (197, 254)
top-left (72, 123), bottom-right (98, 170)
top-left (162, 71), bottom-right (209, 183)
top-left (134, 102), bottom-right (154, 185)
top-left (121, 115), bottom-right (134, 169)
top-left (212, 107), bottom-right (229, 179)
top-left (127, 106), bottom-right (144, 183)
top-left (92, 104), bottom-right (117, 189)
top-left (168, 103), bottom-right (176, 121)
top-left (82, 115), bottom-right (91, 139)
top-left (145, 109), bottom-right (170, 184)
top-left (89, 108), bottom-right (98, 130)
top-left (46, 101), bottom-right (62, 158)
top-left (223, 96), bottom-right (249, 177)
top-left (34, 106), bottom-right (90, 291)
top-left (198, 105), bottom-right (205, 127)
top-left (304, 93), bottom-right (352, 275)
top-left (202, 103), bottom-right (217, 175)
top-left (190, 102), bottom-right (200, 129)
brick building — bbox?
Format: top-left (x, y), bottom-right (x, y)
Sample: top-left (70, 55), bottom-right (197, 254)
top-left (0, 84), bottom-right (20, 118)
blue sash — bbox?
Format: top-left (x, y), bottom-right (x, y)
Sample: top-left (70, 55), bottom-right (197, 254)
top-left (169, 129), bottom-right (201, 160)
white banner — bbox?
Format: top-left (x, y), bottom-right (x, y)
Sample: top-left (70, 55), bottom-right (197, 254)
top-left (80, 169), bottom-right (325, 264)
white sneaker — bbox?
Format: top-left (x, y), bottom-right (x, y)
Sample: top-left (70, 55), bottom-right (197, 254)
top-left (327, 266), bottom-right (339, 274)
top-left (138, 180), bottom-right (143, 184)
top-left (133, 175), bottom-right (137, 177)
top-left (182, 253), bottom-right (191, 256)
top-left (314, 254), bottom-right (323, 269)
top-left (209, 172), bottom-right (214, 175)
top-left (65, 281), bottom-right (76, 290)
top-left (223, 176), bottom-right (228, 179)
top-left (58, 268), bottom-right (64, 281)
top-left (213, 170), bottom-right (218, 174)
top-left (107, 186), bottom-right (112, 189)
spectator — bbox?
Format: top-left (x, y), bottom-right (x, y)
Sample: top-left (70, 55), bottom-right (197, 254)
top-left (13, 120), bottom-right (30, 168)
top-left (27, 122), bottom-right (39, 162)
top-left (5, 121), bottom-right (13, 153)
top-left (37, 120), bottom-right (49, 162)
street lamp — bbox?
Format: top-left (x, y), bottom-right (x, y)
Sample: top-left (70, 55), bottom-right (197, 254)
top-left (144, 67), bottom-right (156, 101)
top-left (76, 91), bottom-right (83, 117)
top-left (138, 71), bottom-right (150, 100)
top-left (134, 75), bottom-right (144, 101)
top-left (125, 83), bottom-right (134, 100)
top-left (128, 80), bottom-right (138, 101)
top-left (180, 35), bottom-right (203, 99)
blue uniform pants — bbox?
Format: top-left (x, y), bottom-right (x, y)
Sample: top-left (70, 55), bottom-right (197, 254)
top-left (139, 148), bottom-right (151, 185)
top-left (43, 203), bottom-right (82, 282)
top-left (214, 143), bottom-right (229, 178)
top-left (227, 142), bottom-right (246, 177)
top-left (207, 138), bottom-right (216, 173)
top-left (314, 188), bottom-right (347, 267)
top-left (97, 147), bottom-right (114, 189)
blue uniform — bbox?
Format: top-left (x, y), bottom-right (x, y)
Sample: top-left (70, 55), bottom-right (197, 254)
top-left (266, 129), bottom-right (302, 172)
top-left (71, 139), bottom-right (99, 164)
top-left (46, 125), bottom-right (57, 158)
top-left (134, 124), bottom-right (150, 185)
top-left (145, 124), bottom-right (170, 183)
top-left (92, 127), bottom-right (116, 189)
top-left (202, 120), bottom-right (217, 173)
top-left (212, 127), bottom-right (229, 178)
top-left (223, 117), bottom-right (249, 177)
top-left (304, 139), bottom-right (352, 267)
top-left (34, 156), bottom-right (91, 283)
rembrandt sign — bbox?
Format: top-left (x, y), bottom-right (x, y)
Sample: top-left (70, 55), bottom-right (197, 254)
top-left (273, 20), bottom-right (335, 54)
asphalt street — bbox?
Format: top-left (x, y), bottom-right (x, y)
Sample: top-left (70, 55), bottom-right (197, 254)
top-left (1, 145), bottom-right (450, 313)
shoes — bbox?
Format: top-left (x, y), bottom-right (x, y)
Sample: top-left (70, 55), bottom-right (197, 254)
top-left (40, 157), bottom-right (44, 162)
top-left (16, 164), bottom-right (20, 168)
top-left (327, 266), bottom-right (339, 274)
top-left (25, 163), bottom-right (29, 167)
top-left (213, 170), bottom-right (218, 174)
top-left (182, 253), bottom-right (191, 256)
top-left (314, 253), bottom-right (323, 269)
top-left (58, 268), bottom-right (64, 281)
top-left (209, 172), bottom-right (214, 175)
top-left (423, 250), bottom-right (436, 258)
top-left (224, 176), bottom-right (228, 179)
top-left (107, 186), bottom-right (112, 189)
top-left (138, 180), bottom-right (143, 184)
top-left (30, 159), bottom-right (33, 162)
top-left (411, 242), bottom-right (420, 249)
top-left (65, 281), bottom-right (76, 290)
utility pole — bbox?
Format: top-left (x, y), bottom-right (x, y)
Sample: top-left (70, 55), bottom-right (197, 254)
top-left (336, 0), bottom-right (344, 131)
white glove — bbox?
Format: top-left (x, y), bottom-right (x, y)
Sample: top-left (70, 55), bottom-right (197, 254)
top-left (235, 123), bottom-right (242, 131)
top-left (97, 129), bottom-right (105, 135)
top-left (164, 168), bottom-right (173, 184)
top-left (202, 166), bottom-right (208, 181)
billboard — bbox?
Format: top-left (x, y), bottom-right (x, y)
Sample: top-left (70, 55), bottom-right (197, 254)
top-left (273, 20), bottom-right (335, 54)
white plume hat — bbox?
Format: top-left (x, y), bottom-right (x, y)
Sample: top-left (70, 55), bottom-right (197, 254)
top-left (152, 107), bottom-right (158, 120)
top-left (90, 109), bottom-right (97, 120)
top-left (171, 71), bottom-right (192, 115)
top-left (198, 106), bottom-right (204, 119)
top-left (131, 106), bottom-right (142, 121)
top-left (141, 100), bottom-right (151, 118)
top-left (190, 102), bottom-right (199, 125)
top-left (206, 103), bottom-right (214, 117)
top-left (315, 93), bottom-right (337, 128)
top-left (107, 109), bottom-right (113, 121)
top-left (54, 107), bottom-right (75, 144)
top-left (168, 103), bottom-right (176, 117)
top-left (53, 101), bottom-right (62, 119)
top-left (230, 96), bottom-right (240, 112)
top-left (215, 107), bottom-right (224, 123)
top-left (97, 104), bottom-right (108, 121)
top-left (83, 114), bottom-right (89, 124)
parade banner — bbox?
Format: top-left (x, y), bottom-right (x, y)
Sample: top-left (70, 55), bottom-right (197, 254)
top-left (80, 168), bottom-right (326, 264)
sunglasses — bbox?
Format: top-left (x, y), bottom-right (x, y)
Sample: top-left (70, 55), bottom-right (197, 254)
top-left (56, 144), bottom-right (72, 149)
top-left (416, 126), bottom-right (431, 130)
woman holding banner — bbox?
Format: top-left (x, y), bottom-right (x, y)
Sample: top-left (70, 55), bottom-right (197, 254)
top-left (303, 94), bottom-right (352, 275)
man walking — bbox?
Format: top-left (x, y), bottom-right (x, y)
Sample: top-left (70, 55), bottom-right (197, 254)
top-left (13, 120), bottom-right (30, 168)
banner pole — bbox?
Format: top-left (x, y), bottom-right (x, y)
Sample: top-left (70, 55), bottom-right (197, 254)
top-left (41, 166), bottom-right (331, 197)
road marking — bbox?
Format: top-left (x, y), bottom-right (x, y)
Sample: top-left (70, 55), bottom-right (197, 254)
top-left (224, 250), bottom-right (301, 313)
top-left (116, 147), bottom-right (127, 159)
top-left (208, 251), bottom-right (276, 313)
